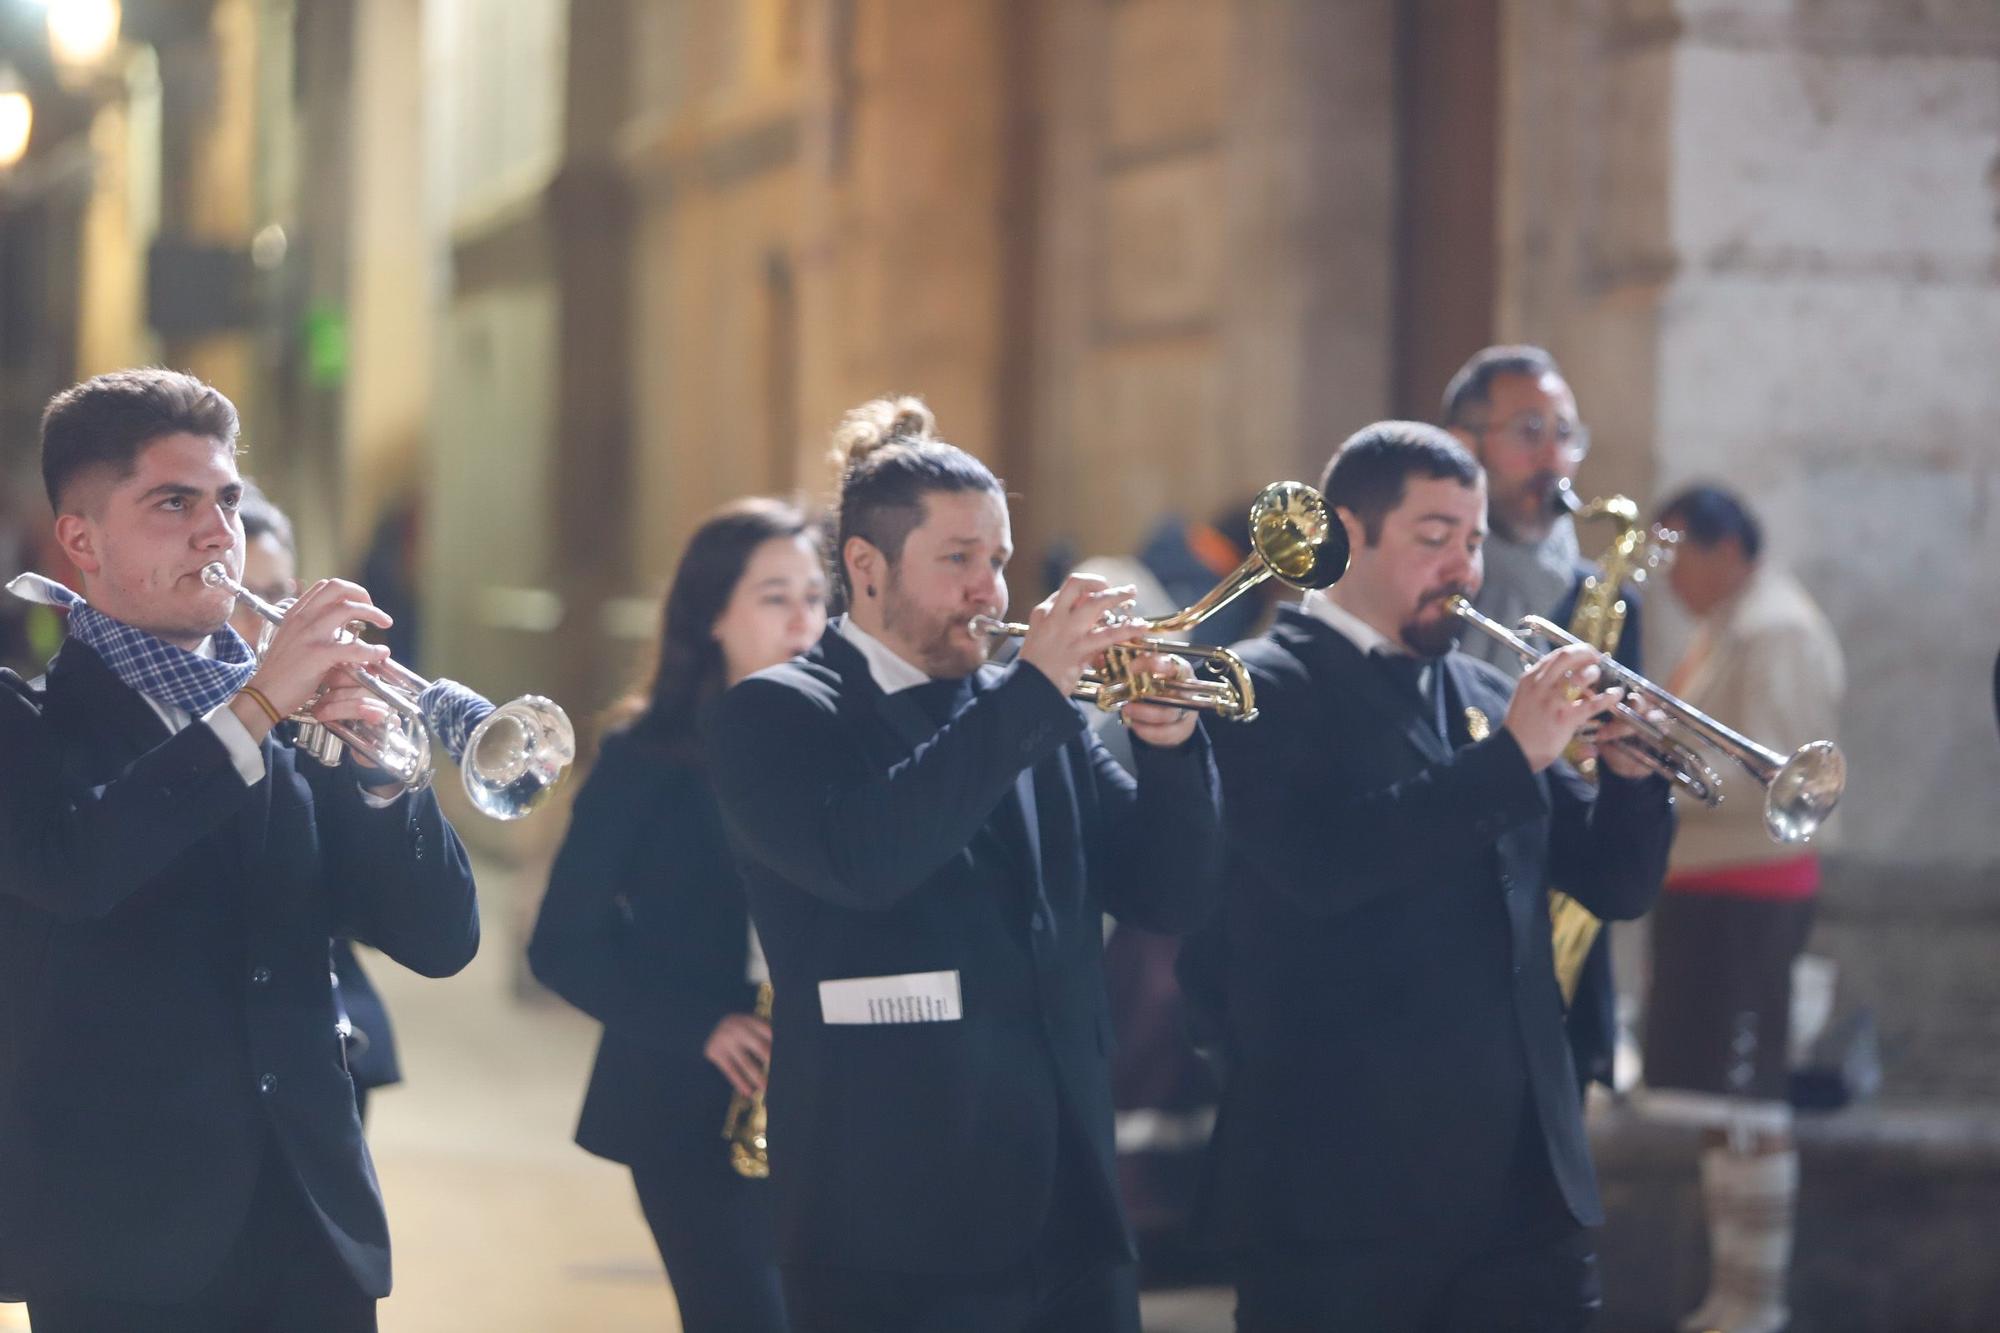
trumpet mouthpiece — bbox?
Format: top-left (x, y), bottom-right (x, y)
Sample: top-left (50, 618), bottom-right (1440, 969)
top-left (199, 562), bottom-right (235, 590)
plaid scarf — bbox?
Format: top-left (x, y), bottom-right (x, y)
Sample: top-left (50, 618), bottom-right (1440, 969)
top-left (6, 572), bottom-right (256, 716)
top-left (418, 678), bottom-right (496, 763)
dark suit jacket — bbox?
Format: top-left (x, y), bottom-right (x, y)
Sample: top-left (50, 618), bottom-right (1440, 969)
top-left (332, 940), bottom-right (400, 1094)
top-left (0, 641), bottom-right (479, 1302)
top-left (529, 728), bottom-right (762, 1166)
top-left (709, 623), bottom-right (1225, 1275)
top-left (1196, 607), bottom-right (1673, 1249)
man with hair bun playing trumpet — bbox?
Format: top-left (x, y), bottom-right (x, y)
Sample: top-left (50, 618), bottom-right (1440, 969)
top-left (711, 396), bottom-right (1224, 1333)
top-left (0, 368), bottom-right (478, 1331)
top-left (1197, 421), bottom-right (1674, 1332)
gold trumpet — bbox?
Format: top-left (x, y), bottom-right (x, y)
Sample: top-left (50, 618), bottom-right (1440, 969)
top-left (1447, 597), bottom-right (1847, 844)
top-left (722, 982), bottom-right (774, 1179)
top-left (970, 481), bottom-right (1349, 723)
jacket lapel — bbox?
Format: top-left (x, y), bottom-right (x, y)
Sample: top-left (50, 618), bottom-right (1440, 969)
top-left (47, 640), bottom-right (172, 764)
top-left (51, 637), bottom-right (274, 881)
top-left (236, 732), bottom-right (276, 873)
top-left (969, 668), bottom-right (1043, 896)
top-left (1284, 615), bottom-right (1451, 766)
top-left (822, 627), bottom-right (1046, 893)
top-left (1443, 654), bottom-right (1547, 950)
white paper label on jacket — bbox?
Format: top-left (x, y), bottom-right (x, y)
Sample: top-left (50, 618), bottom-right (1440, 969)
top-left (817, 970), bottom-right (963, 1024)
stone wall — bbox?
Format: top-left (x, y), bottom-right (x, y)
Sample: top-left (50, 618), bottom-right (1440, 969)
top-left (1501, 0), bottom-right (2000, 1098)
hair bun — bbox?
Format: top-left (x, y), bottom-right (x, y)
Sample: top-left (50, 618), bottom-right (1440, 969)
top-left (829, 395), bottom-right (936, 473)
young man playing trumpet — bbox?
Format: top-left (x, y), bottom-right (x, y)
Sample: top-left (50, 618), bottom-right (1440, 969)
top-left (0, 369), bottom-right (478, 1331)
top-left (1197, 422), bottom-right (1674, 1332)
top-left (710, 396), bottom-right (1225, 1333)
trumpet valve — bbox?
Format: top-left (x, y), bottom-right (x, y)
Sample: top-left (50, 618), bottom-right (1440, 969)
top-left (291, 718), bottom-right (347, 768)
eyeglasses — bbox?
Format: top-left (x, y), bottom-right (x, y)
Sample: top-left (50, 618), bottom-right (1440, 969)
top-left (1464, 413), bottom-right (1591, 461)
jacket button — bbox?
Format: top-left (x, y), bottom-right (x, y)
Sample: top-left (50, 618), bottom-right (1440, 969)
top-left (1030, 911), bottom-right (1046, 933)
top-left (250, 965), bottom-right (272, 986)
top-left (258, 1073), bottom-right (279, 1095)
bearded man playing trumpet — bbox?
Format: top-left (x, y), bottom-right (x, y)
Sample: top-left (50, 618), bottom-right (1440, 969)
top-left (0, 369), bottom-right (478, 1331)
top-left (1196, 421), bottom-right (1675, 1333)
top-left (710, 396), bottom-right (1224, 1333)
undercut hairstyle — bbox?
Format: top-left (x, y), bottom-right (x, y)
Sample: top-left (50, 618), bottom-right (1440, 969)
top-left (40, 368), bottom-right (241, 513)
top-left (826, 395), bottom-right (1003, 609)
top-left (613, 496), bottom-right (819, 764)
top-left (1440, 344), bottom-right (1562, 429)
top-left (1320, 421), bottom-right (1483, 546)
top-left (237, 481), bottom-right (296, 559)
top-left (1655, 484), bottom-right (1763, 562)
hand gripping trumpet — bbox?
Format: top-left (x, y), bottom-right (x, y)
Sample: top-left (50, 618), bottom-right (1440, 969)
top-left (202, 563), bottom-right (576, 821)
top-left (1446, 595), bottom-right (1846, 844)
top-left (968, 480), bottom-right (1350, 723)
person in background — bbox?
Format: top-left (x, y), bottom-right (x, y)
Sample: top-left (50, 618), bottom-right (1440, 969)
top-left (1641, 484), bottom-right (1844, 1333)
top-left (1442, 344), bottom-right (1649, 1096)
top-left (233, 484), bottom-right (403, 1125)
top-left (530, 496), bottom-right (827, 1333)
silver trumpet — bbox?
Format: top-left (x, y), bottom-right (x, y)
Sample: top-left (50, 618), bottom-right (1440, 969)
top-left (202, 562), bottom-right (576, 821)
top-left (1447, 595), bottom-right (1846, 844)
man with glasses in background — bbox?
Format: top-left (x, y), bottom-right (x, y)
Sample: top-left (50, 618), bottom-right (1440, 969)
top-left (1444, 345), bottom-right (1653, 1101)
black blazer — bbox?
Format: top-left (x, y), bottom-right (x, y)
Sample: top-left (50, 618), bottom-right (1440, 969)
top-left (529, 728), bottom-right (762, 1165)
top-left (0, 642), bottom-right (479, 1302)
top-left (1196, 607), bottom-right (1673, 1248)
top-left (709, 623), bottom-right (1225, 1275)
top-left (332, 940), bottom-right (400, 1094)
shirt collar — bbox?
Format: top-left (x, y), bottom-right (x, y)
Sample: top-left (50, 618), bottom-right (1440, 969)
top-left (834, 615), bottom-right (934, 694)
top-left (1298, 590), bottom-right (1403, 658)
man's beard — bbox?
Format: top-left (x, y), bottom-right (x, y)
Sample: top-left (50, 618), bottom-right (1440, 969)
top-left (1399, 584), bottom-right (1472, 658)
top-left (1495, 470), bottom-right (1565, 542)
top-left (881, 572), bottom-right (988, 678)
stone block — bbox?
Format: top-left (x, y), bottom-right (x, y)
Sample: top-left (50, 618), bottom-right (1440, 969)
top-left (1669, 45), bottom-right (2000, 264)
top-left (1099, 153), bottom-right (1228, 333)
top-left (1075, 340), bottom-right (1224, 553)
top-left (1106, 0), bottom-right (1232, 155)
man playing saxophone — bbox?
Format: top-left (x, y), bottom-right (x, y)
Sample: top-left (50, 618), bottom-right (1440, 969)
top-left (1442, 344), bottom-right (1654, 1095)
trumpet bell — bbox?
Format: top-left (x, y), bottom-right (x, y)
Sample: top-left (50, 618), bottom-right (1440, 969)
top-left (1763, 739), bottom-right (1845, 844)
top-left (462, 695), bottom-right (577, 821)
top-left (1249, 480), bottom-right (1348, 591)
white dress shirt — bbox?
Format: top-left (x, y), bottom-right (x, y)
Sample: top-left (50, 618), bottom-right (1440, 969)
top-left (835, 614), bottom-right (934, 694)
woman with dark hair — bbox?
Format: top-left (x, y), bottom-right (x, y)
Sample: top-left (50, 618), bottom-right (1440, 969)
top-left (530, 497), bottom-right (825, 1333)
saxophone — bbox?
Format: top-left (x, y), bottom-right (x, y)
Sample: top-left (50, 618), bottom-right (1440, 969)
top-left (1547, 483), bottom-right (1674, 1003)
top-left (722, 982), bottom-right (774, 1179)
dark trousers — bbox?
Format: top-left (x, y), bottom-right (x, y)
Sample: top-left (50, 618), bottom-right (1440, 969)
top-left (783, 1258), bottom-right (1137, 1333)
top-left (1236, 1110), bottom-right (1601, 1333)
top-left (632, 1154), bottom-right (788, 1333)
top-left (1235, 1227), bottom-right (1599, 1333)
top-left (783, 1116), bottom-right (1136, 1333)
top-left (26, 1147), bottom-right (375, 1333)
